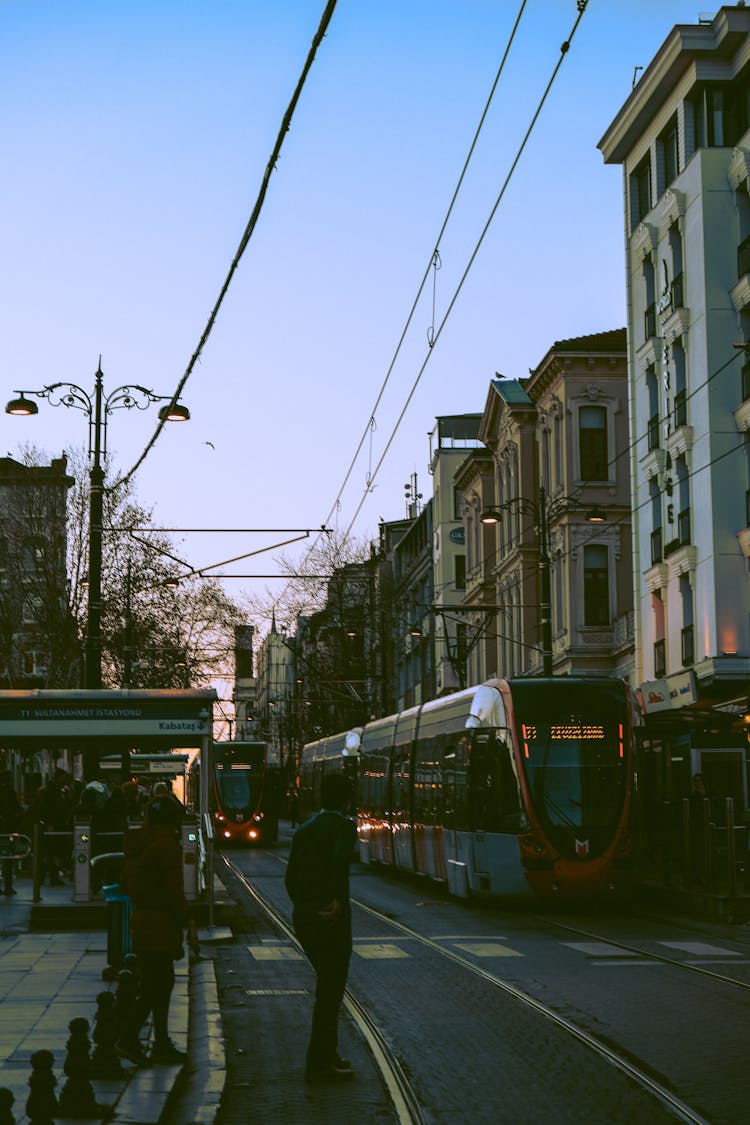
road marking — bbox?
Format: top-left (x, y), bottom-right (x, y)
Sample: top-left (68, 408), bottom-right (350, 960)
top-left (563, 941), bottom-right (640, 958)
top-left (453, 942), bottom-right (523, 958)
top-left (659, 941), bottom-right (742, 957)
top-left (246, 945), bottom-right (304, 961)
top-left (354, 943), bottom-right (410, 959)
top-left (245, 989), bottom-right (308, 995)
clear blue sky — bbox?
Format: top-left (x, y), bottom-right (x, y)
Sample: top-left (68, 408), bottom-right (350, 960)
top-left (0, 0), bottom-right (695, 606)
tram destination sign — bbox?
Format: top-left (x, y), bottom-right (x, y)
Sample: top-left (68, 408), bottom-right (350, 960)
top-left (0, 698), bottom-right (211, 738)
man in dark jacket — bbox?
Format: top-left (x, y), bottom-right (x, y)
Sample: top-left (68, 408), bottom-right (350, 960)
top-left (0, 771), bottom-right (21, 896)
top-left (284, 773), bottom-right (357, 1083)
top-left (116, 796), bottom-right (194, 1065)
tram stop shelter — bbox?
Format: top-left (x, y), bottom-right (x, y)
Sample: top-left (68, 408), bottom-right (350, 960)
top-left (0, 688), bottom-right (219, 921)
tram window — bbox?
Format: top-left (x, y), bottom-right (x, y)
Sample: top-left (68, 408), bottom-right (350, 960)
top-left (413, 738), bottom-right (441, 825)
top-left (392, 748), bottom-right (411, 821)
top-left (470, 739), bottom-right (522, 832)
top-left (441, 736), bottom-right (468, 829)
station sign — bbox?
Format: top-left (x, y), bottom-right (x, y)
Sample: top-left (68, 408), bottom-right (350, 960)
top-left (0, 695), bottom-right (212, 738)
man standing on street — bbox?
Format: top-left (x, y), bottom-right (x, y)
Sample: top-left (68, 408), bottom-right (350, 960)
top-left (285, 773), bottom-right (357, 1083)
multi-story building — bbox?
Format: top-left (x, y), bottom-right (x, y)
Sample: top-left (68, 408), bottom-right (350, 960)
top-left (428, 414), bottom-right (484, 694)
top-left (0, 454), bottom-right (75, 687)
top-left (599, 5), bottom-right (750, 804)
top-left (231, 624), bottom-right (257, 741)
top-left (467, 330), bottom-right (631, 680)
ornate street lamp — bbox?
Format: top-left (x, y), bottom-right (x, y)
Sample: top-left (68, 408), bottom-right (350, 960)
top-left (6, 361), bottom-right (190, 692)
top-left (481, 486), bottom-right (606, 675)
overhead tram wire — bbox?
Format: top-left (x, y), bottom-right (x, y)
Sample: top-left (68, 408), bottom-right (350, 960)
top-left (113, 0), bottom-right (340, 493)
top-left (308, 0), bottom-right (530, 556)
top-left (342, 0), bottom-right (591, 542)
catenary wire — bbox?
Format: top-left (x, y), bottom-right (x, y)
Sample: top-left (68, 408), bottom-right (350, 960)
top-left (112, 0), bottom-right (340, 492)
top-left (340, 1), bottom-right (591, 542)
top-left (313, 0), bottom-right (530, 545)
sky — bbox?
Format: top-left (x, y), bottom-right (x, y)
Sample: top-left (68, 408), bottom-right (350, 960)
top-left (0, 0), bottom-right (702, 631)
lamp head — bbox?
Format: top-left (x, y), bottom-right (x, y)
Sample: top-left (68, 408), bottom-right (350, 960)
top-left (158, 402), bottom-right (190, 422)
top-left (480, 508), bottom-right (501, 525)
top-left (5, 393), bottom-right (39, 416)
top-left (585, 506), bottom-right (606, 523)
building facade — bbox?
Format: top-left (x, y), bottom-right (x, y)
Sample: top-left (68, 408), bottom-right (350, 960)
top-left (599, 5), bottom-right (750, 804)
top-left (465, 331), bottom-right (632, 681)
top-left (0, 455), bottom-right (75, 688)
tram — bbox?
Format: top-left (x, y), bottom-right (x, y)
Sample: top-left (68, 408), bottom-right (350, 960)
top-left (189, 741), bottom-right (283, 846)
top-left (299, 677), bottom-right (636, 900)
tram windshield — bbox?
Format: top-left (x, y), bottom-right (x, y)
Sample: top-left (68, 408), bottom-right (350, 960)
top-left (215, 745), bottom-right (264, 812)
top-left (510, 680), bottom-right (628, 832)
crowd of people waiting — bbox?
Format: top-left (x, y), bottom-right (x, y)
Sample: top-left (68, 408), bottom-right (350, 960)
top-left (0, 767), bottom-right (184, 889)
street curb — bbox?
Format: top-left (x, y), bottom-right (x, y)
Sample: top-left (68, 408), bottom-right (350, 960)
top-left (177, 958), bottom-right (226, 1124)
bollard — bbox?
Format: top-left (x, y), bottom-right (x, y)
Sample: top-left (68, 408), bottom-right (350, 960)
top-left (73, 821), bottom-right (92, 902)
top-left (0, 1087), bottom-right (15, 1125)
top-left (25, 1049), bottom-right (58, 1125)
top-left (58, 1017), bottom-right (112, 1119)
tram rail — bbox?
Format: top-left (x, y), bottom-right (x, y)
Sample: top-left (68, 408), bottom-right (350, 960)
top-left (223, 851), bottom-right (713, 1125)
top-left (532, 914), bottom-right (750, 992)
top-left (219, 853), bottom-right (425, 1125)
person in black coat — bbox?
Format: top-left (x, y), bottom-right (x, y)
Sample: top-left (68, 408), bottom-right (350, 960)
top-left (285, 773), bottom-right (357, 1083)
top-left (0, 770), bottom-right (22, 895)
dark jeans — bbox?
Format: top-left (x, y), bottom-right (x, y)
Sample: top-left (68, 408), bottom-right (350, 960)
top-left (130, 951), bottom-right (176, 1045)
top-left (293, 904), bottom-right (352, 1071)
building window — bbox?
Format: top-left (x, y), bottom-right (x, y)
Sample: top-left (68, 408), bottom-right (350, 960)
top-left (579, 406), bottom-right (608, 481)
top-left (22, 595), bottom-right (44, 625)
top-left (659, 115), bottom-right (679, 192)
top-left (739, 234), bottom-right (750, 280)
top-left (583, 545), bottom-right (609, 626)
top-left (691, 82), bottom-right (748, 150)
top-left (453, 487), bottom-right (465, 520)
top-left (643, 255), bottom-right (656, 341)
top-left (647, 366), bottom-right (660, 449)
top-left (674, 340), bottom-right (687, 428)
top-left (631, 154), bottom-right (652, 228)
top-left (742, 362), bottom-right (750, 403)
top-left (654, 638), bottom-right (667, 678)
top-left (455, 554), bottom-right (466, 590)
top-left (680, 574), bottom-right (694, 667)
top-left (649, 476), bottom-right (662, 563)
top-left (554, 415), bottom-right (563, 489)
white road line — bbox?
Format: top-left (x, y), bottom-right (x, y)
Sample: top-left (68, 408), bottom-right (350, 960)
top-left (659, 941), bottom-right (742, 957)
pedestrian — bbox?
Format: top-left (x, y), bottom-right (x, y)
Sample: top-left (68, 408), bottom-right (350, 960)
top-left (284, 772), bottom-right (357, 1083)
top-left (115, 796), bottom-right (198, 1065)
top-left (287, 786), bottom-right (300, 828)
top-left (0, 770), bottom-right (21, 896)
top-left (35, 768), bottom-right (73, 885)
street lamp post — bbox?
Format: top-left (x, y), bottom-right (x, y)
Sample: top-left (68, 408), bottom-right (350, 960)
top-left (6, 361), bottom-right (190, 692)
top-left (481, 486), bottom-right (605, 676)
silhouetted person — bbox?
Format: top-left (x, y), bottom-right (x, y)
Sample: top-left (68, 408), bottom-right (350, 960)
top-left (0, 771), bottom-right (21, 896)
top-left (285, 773), bottom-right (357, 1083)
top-left (116, 796), bottom-right (196, 1065)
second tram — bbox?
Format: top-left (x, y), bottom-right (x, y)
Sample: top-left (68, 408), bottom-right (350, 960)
top-left (299, 677), bottom-right (636, 900)
top-left (190, 741), bottom-right (283, 846)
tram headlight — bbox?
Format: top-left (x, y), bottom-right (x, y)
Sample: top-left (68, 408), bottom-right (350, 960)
top-left (222, 830), bottom-right (231, 839)
top-left (248, 829), bottom-right (258, 840)
top-left (215, 814), bottom-right (226, 824)
top-left (253, 813), bottom-right (264, 822)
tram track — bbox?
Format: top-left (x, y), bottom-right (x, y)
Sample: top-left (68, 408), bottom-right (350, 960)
top-left (219, 853), bottom-right (425, 1125)
top-left (223, 851), bottom-right (712, 1125)
top-left (532, 914), bottom-right (750, 992)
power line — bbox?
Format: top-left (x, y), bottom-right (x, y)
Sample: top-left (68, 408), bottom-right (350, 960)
top-left (341, 1), bottom-right (591, 541)
top-left (314, 0), bottom-right (530, 548)
top-left (113, 0), bottom-right (340, 492)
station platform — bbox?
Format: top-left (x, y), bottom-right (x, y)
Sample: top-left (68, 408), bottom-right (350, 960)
top-left (0, 875), bottom-right (226, 1125)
